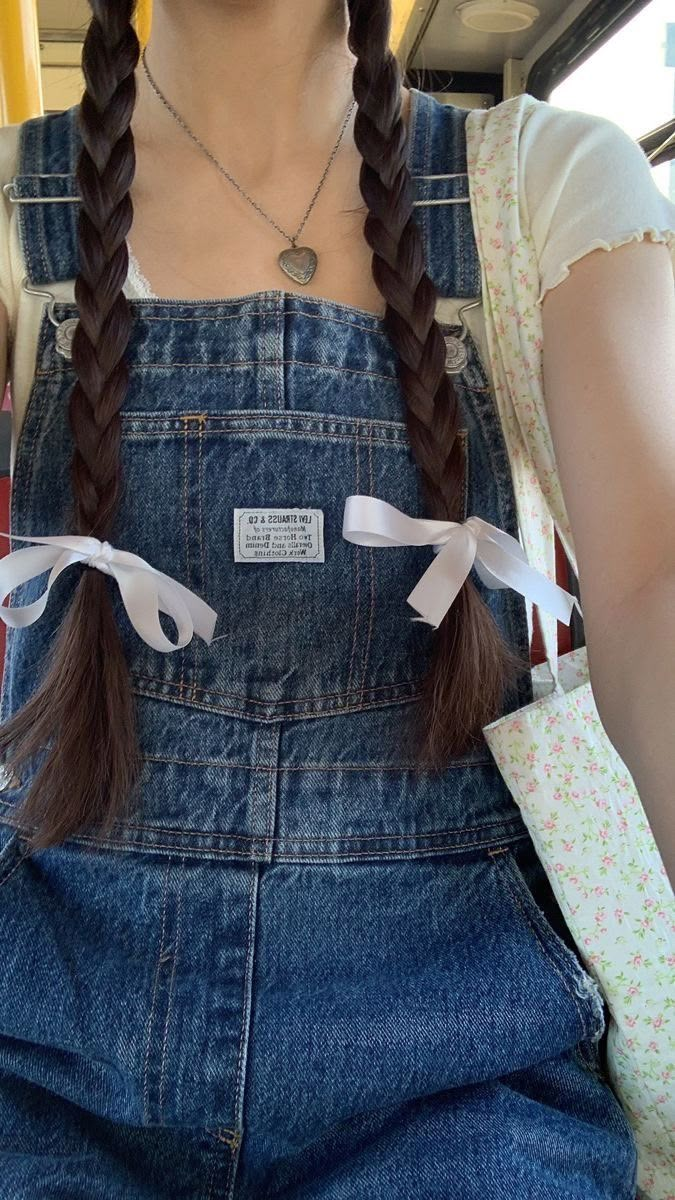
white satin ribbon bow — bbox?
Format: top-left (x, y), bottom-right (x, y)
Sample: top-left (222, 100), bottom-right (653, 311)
top-left (342, 495), bottom-right (583, 630)
top-left (0, 532), bottom-right (218, 652)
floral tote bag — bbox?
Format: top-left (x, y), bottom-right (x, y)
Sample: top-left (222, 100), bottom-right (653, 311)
top-left (465, 93), bottom-right (675, 1200)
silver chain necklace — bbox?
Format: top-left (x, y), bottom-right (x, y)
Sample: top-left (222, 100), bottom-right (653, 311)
top-left (140, 47), bottom-right (356, 286)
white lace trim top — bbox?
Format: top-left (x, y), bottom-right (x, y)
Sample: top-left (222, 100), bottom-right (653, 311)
top-left (125, 243), bottom-right (157, 299)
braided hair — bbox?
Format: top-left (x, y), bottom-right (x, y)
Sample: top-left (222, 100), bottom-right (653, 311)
top-left (346, 0), bottom-right (525, 755)
top-left (0, 0), bottom-right (141, 849)
top-left (0, 0), bottom-right (526, 851)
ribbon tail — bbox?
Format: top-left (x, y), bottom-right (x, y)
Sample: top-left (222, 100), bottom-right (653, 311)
top-left (407, 527), bottom-right (477, 628)
top-left (0, 546), bottom-right (81, 628)
top-left (110, 565), bottom-right (194, 652)
top-left (96, 549), bottom-right (218, 645)
top-left (475, 535), bottom-right (579, 625)
top-left (154, 572), bottom-right (219, 645)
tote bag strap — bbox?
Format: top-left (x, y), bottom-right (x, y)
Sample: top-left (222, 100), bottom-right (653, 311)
top-left (465, 95), bottom-right (584, 688)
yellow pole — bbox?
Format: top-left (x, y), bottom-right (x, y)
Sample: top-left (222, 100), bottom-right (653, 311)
top-left (133, 0), bottom-right (153, 50)
top-left (390, 0), bottom-right (418, 57)
top-left (0, 0), bottom-right (43, 127)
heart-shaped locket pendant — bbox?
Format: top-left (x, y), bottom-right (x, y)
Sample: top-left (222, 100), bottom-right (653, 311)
top-left (278, 245), bottom-right (318, 286)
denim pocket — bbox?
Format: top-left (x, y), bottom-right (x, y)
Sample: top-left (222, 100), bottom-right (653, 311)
top-left (114, 411), bottom-right (470, 718)
top-left (487, 839), bottom-right (607, 1046)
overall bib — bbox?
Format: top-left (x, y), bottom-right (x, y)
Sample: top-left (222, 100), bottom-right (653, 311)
top-left (0, 90), bottom-right (638, 1199)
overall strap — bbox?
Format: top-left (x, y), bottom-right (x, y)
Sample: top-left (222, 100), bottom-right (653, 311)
top-left (408, 90), bottom-right (482, 299)
top-left (8, 91), bottom-right (481, 297)
top-left (9, 105), bottom-right (81, 285)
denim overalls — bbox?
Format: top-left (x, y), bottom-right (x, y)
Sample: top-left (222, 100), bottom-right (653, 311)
top-left (0, 89), bottom-right (638, 1199)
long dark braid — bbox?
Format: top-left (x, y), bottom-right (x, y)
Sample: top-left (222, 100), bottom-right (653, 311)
top-left (345, 0), bottom-right (526, 764)
top-left (0, 0), bottom-right (142, 850)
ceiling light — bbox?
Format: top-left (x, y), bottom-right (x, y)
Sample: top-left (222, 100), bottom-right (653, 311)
top-left (456, 1), bottom-right (540, 33)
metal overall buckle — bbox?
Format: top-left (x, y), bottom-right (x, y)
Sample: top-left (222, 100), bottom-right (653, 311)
top-left (443, 298), bottom-right (482, 375)
top-left (20, 277), bottom-right (78, 359)
top-left (3, 178), bottom-right (80, 360)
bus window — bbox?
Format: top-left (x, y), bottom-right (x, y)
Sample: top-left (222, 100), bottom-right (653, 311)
top-left (548, 0), bottom-right (675, 201)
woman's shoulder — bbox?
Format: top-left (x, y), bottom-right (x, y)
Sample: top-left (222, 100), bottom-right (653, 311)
top-left (516, 99), bottom-right (675, 304)
top-left (460, 91), bottom-right (675, 305)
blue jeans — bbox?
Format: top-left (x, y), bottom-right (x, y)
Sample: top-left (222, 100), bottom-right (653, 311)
top-left (0, 786), bottom-right (637, 1197)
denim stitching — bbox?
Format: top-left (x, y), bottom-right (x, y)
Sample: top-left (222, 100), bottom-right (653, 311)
top-left (193, 415), bottom-right (206, 701)
top-left (265, 730), bottom-right (278, 859)
top-left (360, 424), bottom-right (376, 698)
top-left (250, 735), bottom-right (261, 865)
top-left (123, 430), bottom-right (410, 451)
top-left (35, 156), bottom-right (51, 285)
top-left (226, 862), bottom-right (258, 1199)
top-left (204, 1133), bottom-right (219, 1200)
top-left (206, 1127), bottom-right (242, 1145)
top-left (34, 361), bottom-right (401, 384)
top-left (423, 83), bottom-right (431, 179)
top-left (10, 317), bottom-right (48, 558)
top-left (272, 841), bottom-right (527, 863)
top-left (53, 308), bottom-right (392, 335)
top-left (260, 302), bottom-right (267, 412)
top-left (122, 423), bottom-right (409, 441)
top-left (0, 805), bottom-right (524, 848)
top-left (345, 424), bottom-right (361, 699)
top-left (121, 412), bottom-right (414, 436)
top-left (131, 681), bottom-right (423, 722)
top-left (33, 392), bottom-right (420, 441)
top-left (181, 416), bottom-right (190, 698)
top-left (132, 671), bottom-right (420, 705)
top-left (48, 304), bottom-right (389, 333)
top-left (136, 302), bottom-right (387, 328)
top-left (97, 361), bottom-right (401, 381)
top-left (224, 1128), bottom-right (242, 1197)
top-left (0, 806), bottom-right (526, 848)
top-left (277, 308), bottom-right (386, 334)
top-left (204, 1122), bottom-right (242, 1200)
top-left (138, 756), bottom-right (494, 774)
top-left (158, 853), bottom-right (185, 1120)
top-left (273, 299), bottom-right (282, 411)
top-left (0, 846), bottom-right (29, 890)
top-left (33, 830), bottom-right (530, 861)
top-left (142, 856), bottom-right (172, 1124)
top-left (103, 819), bottom-right (524, 845)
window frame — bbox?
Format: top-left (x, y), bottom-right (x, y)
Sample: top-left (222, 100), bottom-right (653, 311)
top-left (526, 0), bottom-right (653, 102)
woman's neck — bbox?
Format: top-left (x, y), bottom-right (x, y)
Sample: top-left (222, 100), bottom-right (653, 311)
top-left (132, 0), bottom-right (360, 183)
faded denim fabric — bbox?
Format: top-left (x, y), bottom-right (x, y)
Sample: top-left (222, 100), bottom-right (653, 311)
top-left (0, 89), bottom-right (638, 1198)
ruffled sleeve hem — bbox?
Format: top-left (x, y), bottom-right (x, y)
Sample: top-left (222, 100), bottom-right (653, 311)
top-left (535, 224), bottom-right (675, 307)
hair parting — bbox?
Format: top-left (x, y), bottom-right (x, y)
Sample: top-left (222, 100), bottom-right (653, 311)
top-left (0, 0), bottom-right (528, 850)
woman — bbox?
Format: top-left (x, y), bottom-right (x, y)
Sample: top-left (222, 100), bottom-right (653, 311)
top-left (0, 0), bottom-right (673, 1194)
